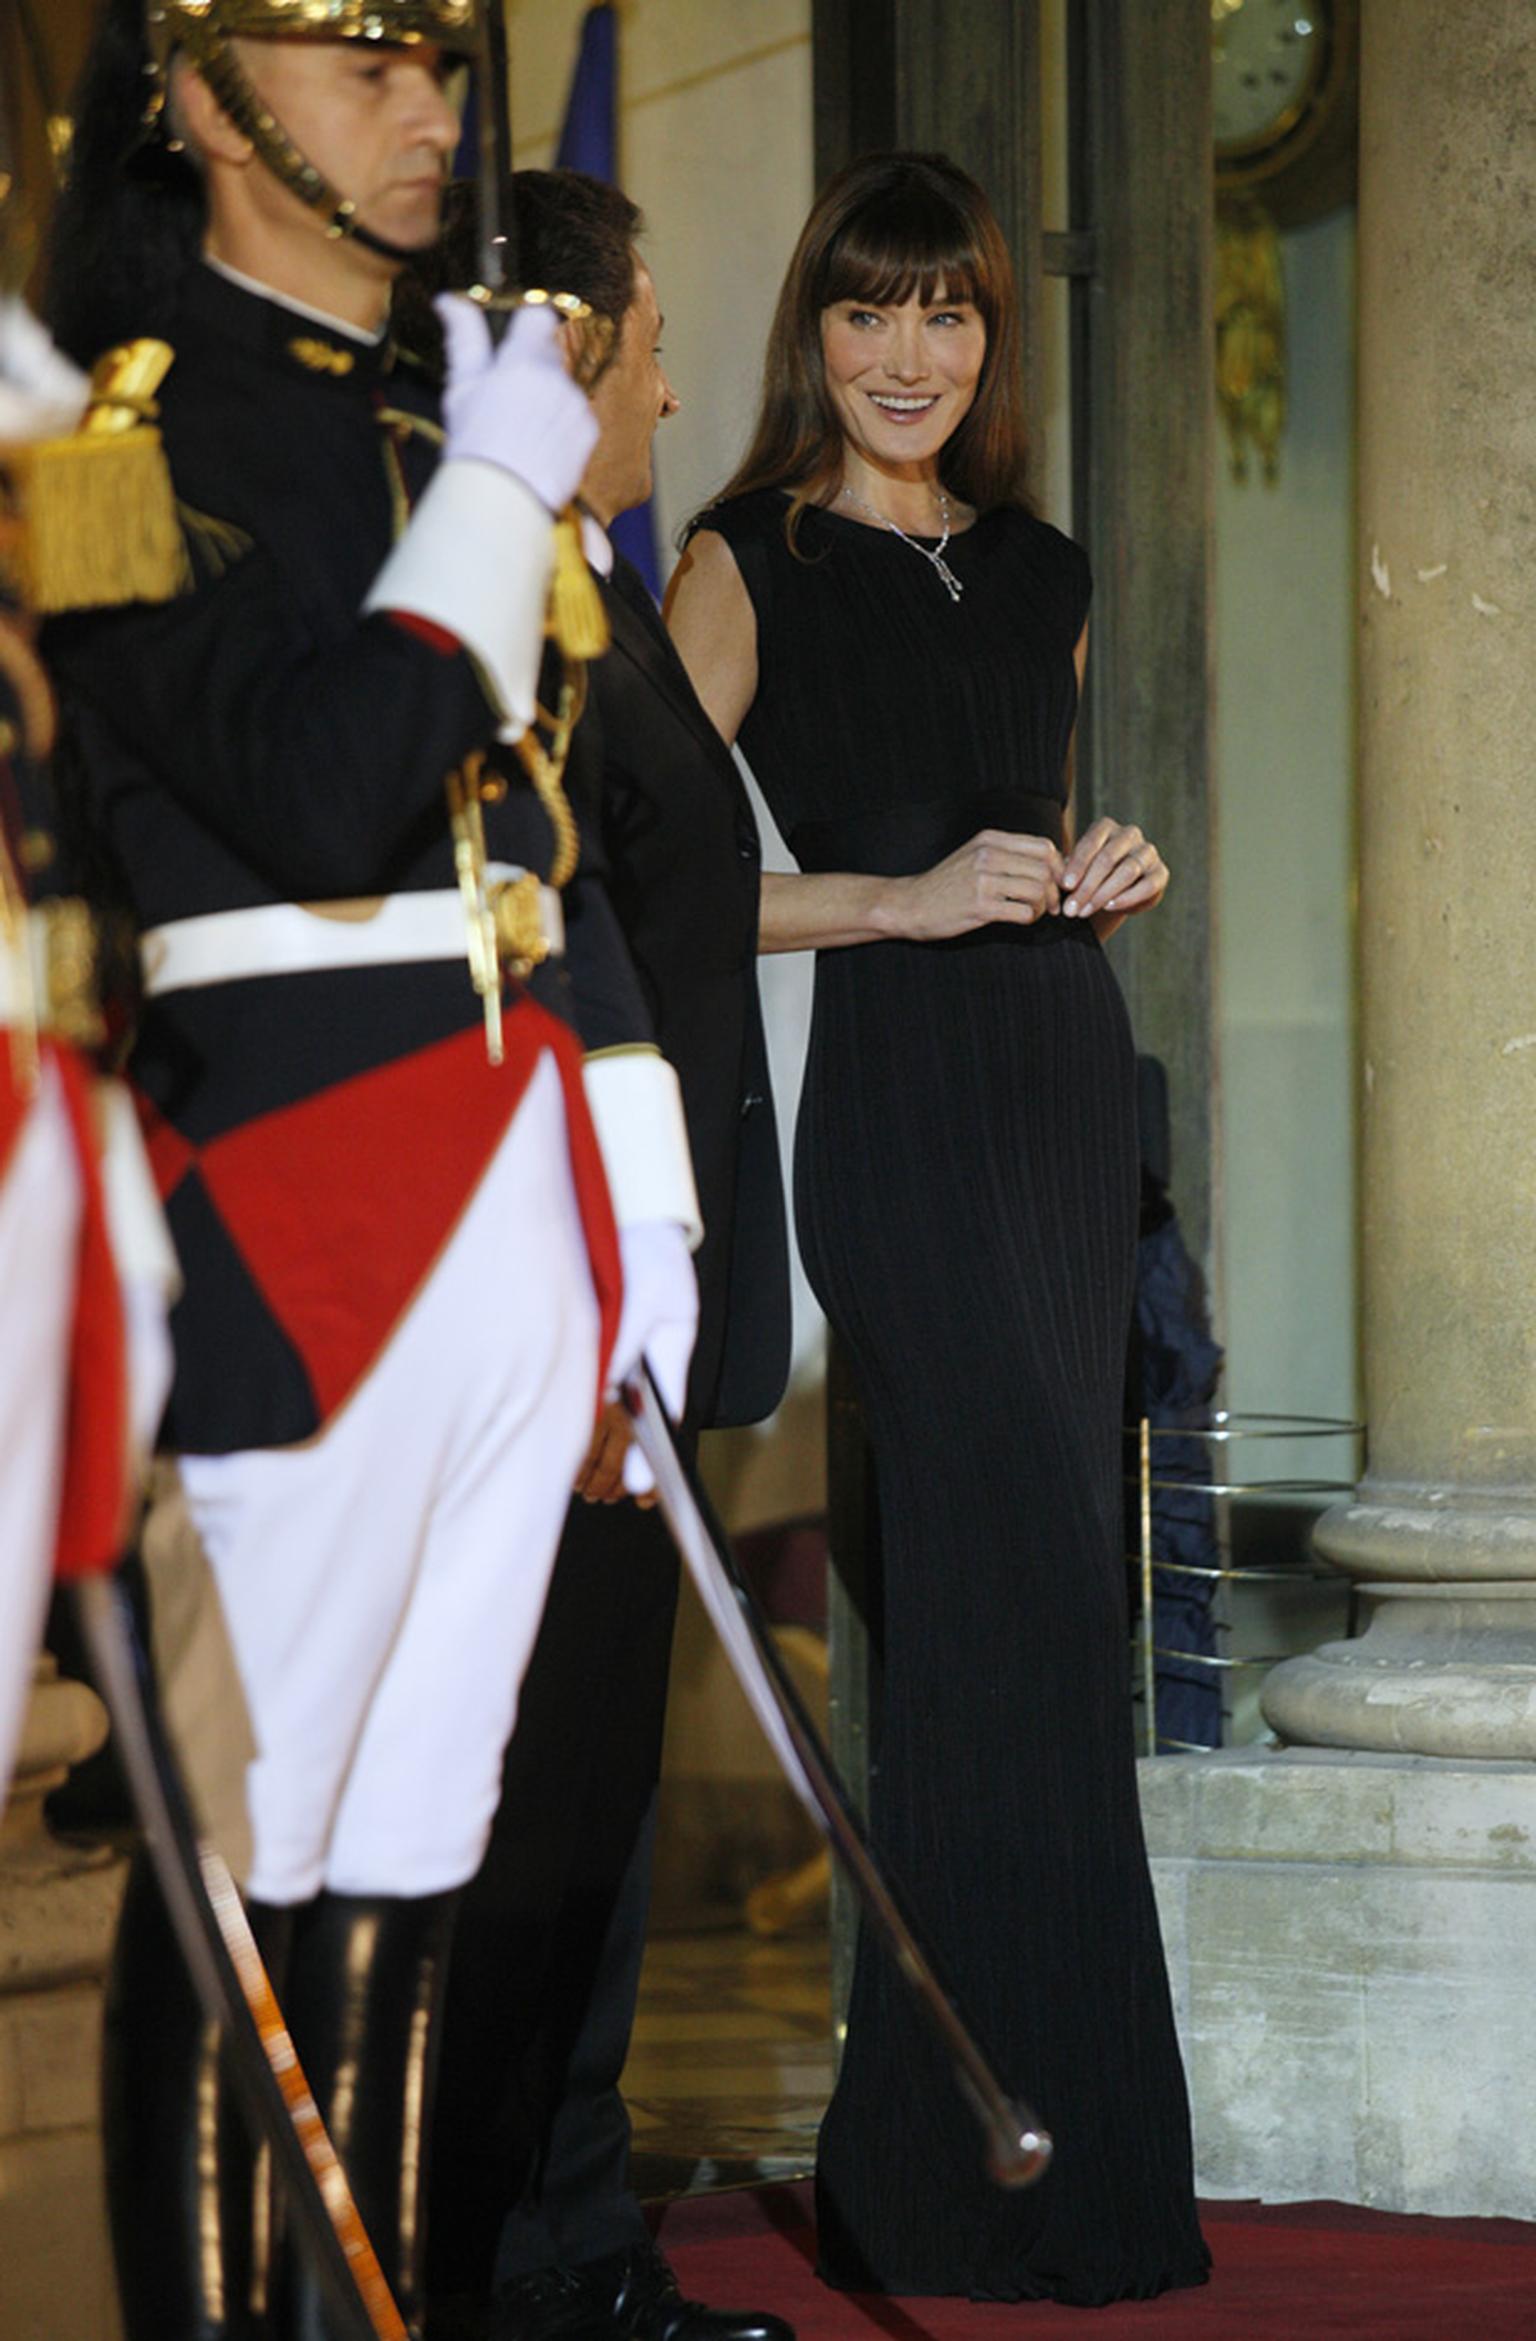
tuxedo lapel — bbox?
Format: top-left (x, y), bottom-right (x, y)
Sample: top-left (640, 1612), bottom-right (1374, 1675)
top-left (599, 559), bottom-right (745, 785)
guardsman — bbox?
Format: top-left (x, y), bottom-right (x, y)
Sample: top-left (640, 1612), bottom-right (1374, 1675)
top-left (0, 236), bottom-right (175, 1804)
top-left (43, 4), bottom-right (699, 2334)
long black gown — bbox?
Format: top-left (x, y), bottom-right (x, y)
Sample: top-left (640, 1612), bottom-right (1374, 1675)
top-left (696, 490), bottom-right (1209, 2306)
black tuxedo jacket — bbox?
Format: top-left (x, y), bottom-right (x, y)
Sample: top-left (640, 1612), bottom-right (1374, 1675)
top-left (572, 555), bottom-right (790, 1427)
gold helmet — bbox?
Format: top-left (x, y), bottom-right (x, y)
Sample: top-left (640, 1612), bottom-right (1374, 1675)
top-left (145, 1), bottom-right (479, 259)
top-left (146, 1), bottom-right (477, 69)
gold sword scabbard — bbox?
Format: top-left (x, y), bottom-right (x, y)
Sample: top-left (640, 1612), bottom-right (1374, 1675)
top-left (445, 494), bottom-right (601, 1067)
top-left (447, 752), bottom-right (503, 1067)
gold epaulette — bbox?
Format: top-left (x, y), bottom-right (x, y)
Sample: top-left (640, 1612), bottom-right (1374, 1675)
top-left (4, 339), bottom-right (190, 614)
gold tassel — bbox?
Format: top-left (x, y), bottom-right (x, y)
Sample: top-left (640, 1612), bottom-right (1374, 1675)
top-left (548, 507), bottom-right (609, 659)
top-left (5, 339), bottom-right (189, 614)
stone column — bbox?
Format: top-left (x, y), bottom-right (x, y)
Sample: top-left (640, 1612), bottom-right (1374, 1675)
top-left (1261, 0), bottom-right (1536, 1755)
top-left (1140, 0), bottom-right (1536, 2221)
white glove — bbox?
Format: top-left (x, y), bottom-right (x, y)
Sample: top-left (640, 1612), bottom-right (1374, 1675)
top-left (433, 295), bottom-right (597, 513)
top-left (0, 295), bottom-right (89, 443)
top-left (365, 302), bottom-right (593, 731)
top-left (608, 1219), bottom-right (699, 1496)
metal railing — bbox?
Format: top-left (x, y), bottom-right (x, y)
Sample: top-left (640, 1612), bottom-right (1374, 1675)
top-left (1128, 1411), bottom-right (1365, 1755)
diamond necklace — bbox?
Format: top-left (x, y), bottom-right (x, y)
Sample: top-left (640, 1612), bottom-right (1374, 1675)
top-left (838, 479), bottom-right (965, 602)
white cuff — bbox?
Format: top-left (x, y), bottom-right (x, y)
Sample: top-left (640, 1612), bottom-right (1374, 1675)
top-left (364, 459), bottom-right (553, 736)
top-left (583, 1046), bottom-right (703, 1249)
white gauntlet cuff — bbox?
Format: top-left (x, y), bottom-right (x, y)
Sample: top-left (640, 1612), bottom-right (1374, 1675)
top-left (583, 1046), bottom-right (703, 1249)
top-left (364, 461), bottom-right (553, 737)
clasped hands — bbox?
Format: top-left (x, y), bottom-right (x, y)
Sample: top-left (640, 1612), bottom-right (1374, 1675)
top-left (901, 817), bottom-right (1168, 941)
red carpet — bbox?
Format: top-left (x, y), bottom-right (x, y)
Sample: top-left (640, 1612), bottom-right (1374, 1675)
top-left (653, 2182), bottom-right (1536, 2338)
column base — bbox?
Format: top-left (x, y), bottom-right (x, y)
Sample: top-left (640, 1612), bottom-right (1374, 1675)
top-left (1313, 1486), bottom-right (1536, 1582)
top-left (1141, 1748), bottom-right (1536, 2218)
top-left (1262, 1582), bottom-right (1536, 1758)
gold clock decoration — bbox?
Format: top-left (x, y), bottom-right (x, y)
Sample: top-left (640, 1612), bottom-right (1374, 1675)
top-left (1215, 195), bottom-right (1285, 485)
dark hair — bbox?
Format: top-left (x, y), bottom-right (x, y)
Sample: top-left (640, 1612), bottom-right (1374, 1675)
top-left (707, 151), bottom-right (1030, 546)
top-left (394, 167), bottom-right (642, 383)
top-left (511, 168), bottom-right (642, 367)
top-left (44, 0), bottom-right (206, 366)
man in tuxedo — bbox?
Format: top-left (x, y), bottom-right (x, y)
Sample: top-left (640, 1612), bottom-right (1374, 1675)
top-left (428, 172), bottom-right (793, 2341)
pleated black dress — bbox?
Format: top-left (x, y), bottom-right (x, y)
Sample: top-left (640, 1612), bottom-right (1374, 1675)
top-left (696, 490), bottom-right (1209, 2306)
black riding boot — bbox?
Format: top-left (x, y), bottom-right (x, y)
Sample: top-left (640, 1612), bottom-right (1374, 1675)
top-left (274, 1889), bottom-right (459, 2341)
top-left (103, 1849), bottom-right (295, 2339)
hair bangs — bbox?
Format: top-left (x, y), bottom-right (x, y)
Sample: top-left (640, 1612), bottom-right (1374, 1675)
top-left (819, 186), bottom-right (987, 317)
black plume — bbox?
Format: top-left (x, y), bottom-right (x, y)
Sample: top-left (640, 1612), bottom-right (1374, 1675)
top-left (45, 0), bottom-right (204, 366)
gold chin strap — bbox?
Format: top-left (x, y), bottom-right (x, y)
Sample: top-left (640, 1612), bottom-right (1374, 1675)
top-left (144, 2), bottom-right (478, 263)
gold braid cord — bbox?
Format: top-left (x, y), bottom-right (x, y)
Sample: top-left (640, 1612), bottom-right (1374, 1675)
top-left (515, 661), bottom-right (585, 892)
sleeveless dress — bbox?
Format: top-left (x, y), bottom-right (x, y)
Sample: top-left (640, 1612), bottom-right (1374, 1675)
top-left (696, 490), bottom-right (1209, 2306)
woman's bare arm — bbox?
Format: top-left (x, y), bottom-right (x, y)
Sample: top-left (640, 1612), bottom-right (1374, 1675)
top-left (663, 529), bottom-right (759, 748)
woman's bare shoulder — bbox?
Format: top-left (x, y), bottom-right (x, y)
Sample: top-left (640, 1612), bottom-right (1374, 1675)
top-left (665, 529), bottom-right (758, 746)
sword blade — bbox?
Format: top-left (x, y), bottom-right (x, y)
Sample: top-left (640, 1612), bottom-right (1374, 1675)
top-left (73, 1574), bottom-right (408, 2341)
top-left (621, 1368), bottom-right (1052, 2190)
top-left (475, 0), bottom-right (518, 295)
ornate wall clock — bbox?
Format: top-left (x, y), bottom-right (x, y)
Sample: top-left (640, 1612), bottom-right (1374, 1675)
top-left (1213, 0), bottom-right (1359, 229)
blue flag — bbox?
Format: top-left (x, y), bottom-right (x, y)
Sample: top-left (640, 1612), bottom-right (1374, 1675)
top-left (556, 2), bottom-right (662, 597)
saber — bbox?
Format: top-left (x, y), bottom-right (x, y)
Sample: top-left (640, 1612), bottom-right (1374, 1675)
top-left (73, 1573), bottom-right (407, 2341)
top-left (621, 1368), bottom-right (1052, 2189)
top-left (471, 0), bottom-right (518, 301)
top-left (464, 5), bottom-right (612, 379)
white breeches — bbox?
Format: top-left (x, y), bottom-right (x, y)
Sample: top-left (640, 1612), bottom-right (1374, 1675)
top-left (0, 1061), bottom-right (82, 1803)
top-left (179, 1050), bottom-right (600, 1906)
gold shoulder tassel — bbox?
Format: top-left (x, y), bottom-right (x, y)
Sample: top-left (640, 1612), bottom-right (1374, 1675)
top-left (7, 340), bottom-right (190, 614)
top-left (548, 506), bottom-right (609, 659)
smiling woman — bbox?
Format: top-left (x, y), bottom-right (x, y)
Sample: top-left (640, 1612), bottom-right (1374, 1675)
top-left (701, 148), bottom-right (1027, 558)
top-left (665, 152), bottom-right (1202, 2310)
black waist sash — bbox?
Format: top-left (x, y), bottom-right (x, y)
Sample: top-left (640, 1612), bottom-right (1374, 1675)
top-left (788, 790), bottom-right (1091, 951)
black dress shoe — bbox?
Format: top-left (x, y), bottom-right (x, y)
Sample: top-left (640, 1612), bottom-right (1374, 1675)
top-left (573, 2241), bottom-right (795, 2341)
top-left (492, 2266), bottom-right (623, 2341)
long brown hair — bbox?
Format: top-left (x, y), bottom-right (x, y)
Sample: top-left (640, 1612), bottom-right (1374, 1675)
top-left (707, 151), bottom-right (1030, 548)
